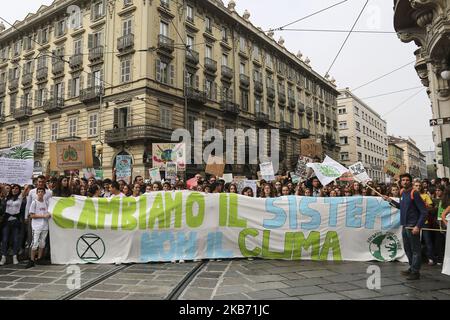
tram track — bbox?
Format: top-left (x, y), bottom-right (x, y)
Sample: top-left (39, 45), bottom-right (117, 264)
top-left (56, 261), bottom-right (208, 300)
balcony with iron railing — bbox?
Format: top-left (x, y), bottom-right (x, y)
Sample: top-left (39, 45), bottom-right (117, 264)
top-left (88, 46), bottom-right (104, 62)
top-left (221, 99), bottom-right (240, 115)
top-left (36, 67), bottom-right (48, 81)
top-left (8, 78), bottom-right (19, 91)
top-left (105, 125), bottom-right (173, 146)
top-left (204, 57), bottom-right (217, 73)
top-left (80, 86), bottom-right (103, 103)
top-left (22, 73), bottom-right (33, 86)
top-left (43, 97), bottom-right (64, 113)
top-left (255, 111), bottom-right (269, 124)
top-left (299, 128), bottom-right (310, 138)
top-left (158, 34), bottom-right (174, 52)
top-left (279, 121), bottom-right (292, 132)
top-left (221, 65), bottom-right (233, 79)
top-left (117, 33), bottom-right (134, 51)
top-left (254, 80), bottom-right (263, 93)
top-left (239, 74), bottom-right (250, 87)
top-left (69, 53), bottom-right (83, 69)
top-left (185, 86), bottom-right (207, 104)
top-left (52, 60), bottom-right (65, 75)
top-left (186, 50), bottom-right (199, 65)
top-left (12, 106), bottom-right (32, 121)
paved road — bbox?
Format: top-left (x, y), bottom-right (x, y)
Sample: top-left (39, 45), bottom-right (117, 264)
top-left (0, 259), bottom-right (449, 300)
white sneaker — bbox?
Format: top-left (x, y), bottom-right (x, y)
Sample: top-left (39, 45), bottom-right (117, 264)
top-left (0, 256), bottom-right (6, 266)
top-left (12, 255), bottom-right (18, 265)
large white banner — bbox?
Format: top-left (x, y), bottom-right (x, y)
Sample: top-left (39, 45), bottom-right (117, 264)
top-left (0, 140), bottom-right (34, 186)
top-left (49, 192), bottom-right (407, 264)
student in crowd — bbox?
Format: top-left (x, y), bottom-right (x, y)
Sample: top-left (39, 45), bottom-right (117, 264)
top-left (26, 187), bottom-right (51, 269)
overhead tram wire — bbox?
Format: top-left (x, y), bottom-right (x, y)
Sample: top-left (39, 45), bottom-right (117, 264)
top-left (325, 0), bottom-right (369, 77)
top-left (382, 88), bottom-right (425, 117)
top-left (278, 28), bottom-right (396, 34)
top-left (352, 60), bottom-right (416, 91)
top-left (360, 86), bottom-right (423, 100)
top-left (265, 0), bottom-right (349, 32)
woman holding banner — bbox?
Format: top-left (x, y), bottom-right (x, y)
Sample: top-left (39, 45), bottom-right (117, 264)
top-left (0, 184), bottom-right (27, 265)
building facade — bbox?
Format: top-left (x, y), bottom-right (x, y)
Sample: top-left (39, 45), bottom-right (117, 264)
top-left (388, 142), bottom-right (405, 166)
top-left (337, 88), bottom-right (388, 182)
top-left (423, 150), bottom-right (437, 179)
top-left (393, 0), bottom-right (450, 178)
top-left (0, 0), bottom-right (340, 179)
top-left (389, 136), bottom-right (424, 179)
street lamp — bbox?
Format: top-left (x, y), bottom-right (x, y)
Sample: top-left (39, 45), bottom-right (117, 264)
top-left (441, 70), bottom-right (450, 80)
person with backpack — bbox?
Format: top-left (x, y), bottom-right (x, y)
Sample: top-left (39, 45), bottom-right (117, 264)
top-left (382, 173), bottom-right (428, 280)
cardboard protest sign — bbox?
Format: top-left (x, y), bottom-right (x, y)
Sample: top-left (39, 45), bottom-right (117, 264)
top-left (384, 160), bottom-right (406, 179)
top-left (221, 173), bottom-right (233, 184)
top-left (205, 155), bottom-right (225, 178)
top-left (116, 155), bottom-right (132, 182)
top-left (152, 143), bottom-right (186, 171)
top-left (50, 140), bottom-right (93, 171)
top-left (301, 139), bottom-right (323, 158)
top-left (295, 156), bottom-right (313, 181)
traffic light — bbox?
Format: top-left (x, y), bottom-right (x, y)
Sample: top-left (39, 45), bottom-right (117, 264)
top-left (442, 139), bottom-right (450, 168)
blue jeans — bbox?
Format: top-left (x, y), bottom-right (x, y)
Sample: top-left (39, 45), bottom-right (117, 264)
top-left (402, 226), bottom-right (422, 273)
top-left (1, 220), bottom-right (21, 256)
top-left (422, 230), bottom-right (435, 261)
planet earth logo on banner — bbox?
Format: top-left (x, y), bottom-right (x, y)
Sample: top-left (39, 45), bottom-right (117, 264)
top-left (367, 232), bottom-right (402, 262)
top-left (319, 165), bottom-right (341, 178)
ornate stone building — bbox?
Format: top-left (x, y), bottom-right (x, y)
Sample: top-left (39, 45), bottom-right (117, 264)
top-left (393, 0), bottom-right (450, 177)
top-left (0, 0), bottom-right (340, 179)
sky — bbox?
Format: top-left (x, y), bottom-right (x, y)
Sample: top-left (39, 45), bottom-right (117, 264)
top-left (1, 0), bottom-right (434, 151)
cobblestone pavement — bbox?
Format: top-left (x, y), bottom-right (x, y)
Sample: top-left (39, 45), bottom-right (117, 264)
top-left (0, 259), bottom-right (450, 300)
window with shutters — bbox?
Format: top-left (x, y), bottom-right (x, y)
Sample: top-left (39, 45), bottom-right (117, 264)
top-left (71, 77), bottom-right (80, 97)
top-left (0, 72), bottom-right (5, 83)
top-left (266, 54), bottom-right (273, 69)
top-left (55, 19), bottom-right (66, 38)
top-left (185, 71), bottom-right (195, 88)
top-left (222, 54), bottom-right (228, 67)
top-left (69, 6), bottom-right (82, 29)
top-left (123, 19), bottom-right (132, 36)
top-left (205, 45), bottom-right (212, 59)
top-left (7, 129), bottom-right (13, 147)
top-left (239, 63), bottom-right (245, 75)
top-left (161, 0), bottom-right (170, 8)
top-left (13, 67), bottom-right (20, 79)
top-left (115, 107), bottom-right (131, 128)
top-left (239, 36), bottom-right (246, 52)
top-left (121, 59), bottom-right (131, 83)
top-left (74, 38), bottom-right (82, 55)
top-left (88, 113), bottom-right (98, 136)
top-left (24, 61), bottom-right (33, 75)
top-left (268, 102), bottom-right (275, 120)
top-left (23, 36), bottom-right (33, 51)
top-left (160, 106), bottom-right (172, 129)
top-left (36, 88), bottom-right (46, 107)
top-left (93, 70), bottom-right (102, 87)
top-left (253, 45), bottom-right (260, 61)
top-left (0, 100), bottom-right (3, 115)
top-left (20, 127), bottom-right (28, 144)
top-left (23, 92), bottom-right (31, 107)
top-left (92, 0), bottom-right (105, 20)
top-left (55, 82), bottom-right (64, 99)
top-left (205, 17), bottom-right (212, 33)
top-left (124, 0), bottom-right (133, 6)
top-left (155, 60), bottom-right (174, 85)
top-left (186, 35), bottom-right (194, 48)
top-left (160, 21), bottom-right (169, 36)
top-left (35, 124), bottom-right (42, 142)
top-left (289, 110), bottom-right (294, 124)
top-left (221, 27), bottom-right (228, 42)
top-left (241, 90), bottom-right (249, 111)
top-left (51, 121), bottom-right (59, 141)
top-left (13, 41), bottom-right (21, 57)
top-left (186, 5), bottom-right (194, 22)
top-left (255, 97), bottom-right (262, 113)
top-left (204, 79), bottom-right (214, 100)
top-left (68, 117), bottom-right (77, 137)
top-left (10, 93), bottom-right (17, 110)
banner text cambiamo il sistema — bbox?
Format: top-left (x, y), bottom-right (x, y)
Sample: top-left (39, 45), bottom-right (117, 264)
top-left (48, 192), bottom-right (407, 264)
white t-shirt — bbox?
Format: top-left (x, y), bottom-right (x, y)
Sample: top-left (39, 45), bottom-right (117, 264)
top-left (29, 199), bottom-right (49, 231)
top-left (5, 195), bottom-right (23, 221)
top-left (25, 188), bottom-right (52, 220)
top-left (110, 192), bottom-right (125, 198)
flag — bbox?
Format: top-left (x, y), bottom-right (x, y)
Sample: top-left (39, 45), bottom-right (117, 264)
top-left (187, 177), bottom-right (198, 190)
top-left (306, 155), bottom-right (349, 186)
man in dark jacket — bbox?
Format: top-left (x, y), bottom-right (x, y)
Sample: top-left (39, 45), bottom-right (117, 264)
top-left (383, 173), bottom-right (427, 280)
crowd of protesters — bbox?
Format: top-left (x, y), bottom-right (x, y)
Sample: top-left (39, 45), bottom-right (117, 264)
top-left (1, 171), bottom-right (449, 269)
